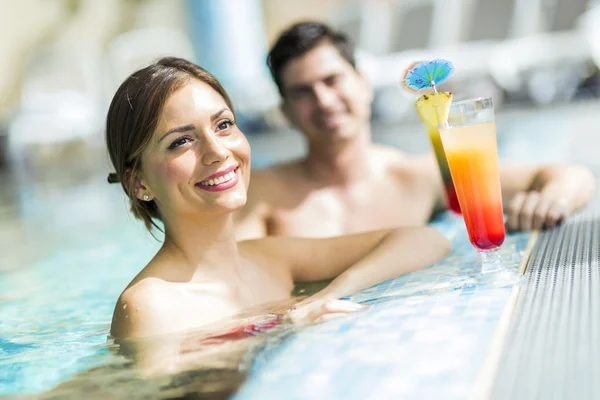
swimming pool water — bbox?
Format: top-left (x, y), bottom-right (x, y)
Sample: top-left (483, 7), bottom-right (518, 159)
top-left (1, 187), bottom-right (161, 394)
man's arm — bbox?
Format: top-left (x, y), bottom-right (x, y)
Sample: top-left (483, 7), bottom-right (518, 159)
top-left (500, 163), bottom-right (595, 231)
top-left (415, 153), bottom-right (451, 215)
top-left (234, 169), bottom-right (272, 241)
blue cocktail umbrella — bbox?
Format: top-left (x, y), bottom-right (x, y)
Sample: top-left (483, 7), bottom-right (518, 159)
top-left (403, 59), bottom-right (454, 92)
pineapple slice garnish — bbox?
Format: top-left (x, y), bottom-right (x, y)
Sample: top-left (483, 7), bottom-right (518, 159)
top-left (415, 92), bottom-right (453, 129)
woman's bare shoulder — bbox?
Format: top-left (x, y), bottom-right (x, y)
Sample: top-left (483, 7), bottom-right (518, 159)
top-left (110, 277), bottom-right (174, 339)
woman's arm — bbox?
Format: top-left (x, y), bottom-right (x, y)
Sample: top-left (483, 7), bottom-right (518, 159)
top-left (244, 226), bottom-right (451, 301)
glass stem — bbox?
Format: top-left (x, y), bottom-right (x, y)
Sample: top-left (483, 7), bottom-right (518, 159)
top-left (479, 248), bottom-right (503, 274)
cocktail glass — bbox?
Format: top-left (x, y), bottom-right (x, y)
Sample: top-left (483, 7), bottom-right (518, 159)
top-left (439, 97), bottom-right (515, 283)
top-left (416, 93), bottom-right (462, 214)
top-left (426, 120), bottom-right (462, 214)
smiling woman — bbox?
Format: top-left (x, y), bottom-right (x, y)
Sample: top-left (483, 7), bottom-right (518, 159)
top-left (104, 57), bottom-right (451, 358)
top-left (106, 58), bottom-right (249, 232)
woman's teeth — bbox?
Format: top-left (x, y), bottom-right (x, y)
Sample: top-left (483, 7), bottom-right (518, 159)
top-left (199, 170), bottom-right (236, 186)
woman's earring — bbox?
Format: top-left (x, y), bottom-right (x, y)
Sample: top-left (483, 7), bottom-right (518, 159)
top-left (143, 194), bottom-right (151, 201)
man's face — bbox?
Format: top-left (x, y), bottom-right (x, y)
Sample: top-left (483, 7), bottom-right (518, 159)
top-left (280, 42), bottom-right (373, 147)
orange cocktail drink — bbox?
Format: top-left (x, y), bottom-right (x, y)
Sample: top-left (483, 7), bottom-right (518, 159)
top-left (439, 97), bottom-right (505, 252)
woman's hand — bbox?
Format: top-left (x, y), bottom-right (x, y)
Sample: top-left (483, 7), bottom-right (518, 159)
top-left (284, 298), bottom-right (365, 325)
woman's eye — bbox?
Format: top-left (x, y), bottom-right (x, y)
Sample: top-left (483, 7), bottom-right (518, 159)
top-left (168, 136), bottom-right (192, 150)
top-left (217, 119), bottom-right (234, 131)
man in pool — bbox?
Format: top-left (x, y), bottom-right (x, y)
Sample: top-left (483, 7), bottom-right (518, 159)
top-left (235, 21), bottom-right (595, 240)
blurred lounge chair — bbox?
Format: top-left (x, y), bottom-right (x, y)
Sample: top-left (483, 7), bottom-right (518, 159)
top-left (579, 4), bottom-right (600, 73)
top-left (332, 0), bottom-right (511, 121)
top-left (8, 45), bottom-right (106, 150)
top-left (488, 0), bottom-right (594, 105)
top-left (329, 0), bottom-right (595, 121)
top-left (105, 27), bottom-right (195, 96)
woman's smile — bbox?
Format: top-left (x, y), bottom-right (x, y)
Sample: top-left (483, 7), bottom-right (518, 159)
top-left (195, 166), bottom-right (240, 192)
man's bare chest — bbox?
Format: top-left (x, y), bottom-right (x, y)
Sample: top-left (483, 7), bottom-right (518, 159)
top-left (268, 182), bottom-right (436, 237)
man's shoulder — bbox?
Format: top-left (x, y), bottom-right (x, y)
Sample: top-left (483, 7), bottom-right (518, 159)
top-left (373, 145), bottom-right (435, 175)
top-left (372, 144), bottom-right (408, 164)
top-left (254, 159), bottom-right (304, 178)
top-left (250, 160), bottom-right (307, 193)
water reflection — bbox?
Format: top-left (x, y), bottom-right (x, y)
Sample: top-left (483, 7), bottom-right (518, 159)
top-left (41, 297), bottom-right (304, 400)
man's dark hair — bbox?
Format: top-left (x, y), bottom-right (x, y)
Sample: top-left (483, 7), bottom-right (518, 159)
top-left (266, 21), bottom-right (356, 98)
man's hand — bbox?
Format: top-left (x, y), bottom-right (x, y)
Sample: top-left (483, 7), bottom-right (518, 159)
top-left (506, 191), bottom-right (569, 231)
top-left (502, 164), bottom-right (595, 232)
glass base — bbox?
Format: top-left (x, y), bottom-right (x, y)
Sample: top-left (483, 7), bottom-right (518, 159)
top-left (465, 248), bottom-right (521, 288)
top-left (480, 248), bottom-right (504, 274)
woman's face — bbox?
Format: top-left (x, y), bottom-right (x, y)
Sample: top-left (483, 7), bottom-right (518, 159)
top-left (134, 79), bottom-right (251, 221)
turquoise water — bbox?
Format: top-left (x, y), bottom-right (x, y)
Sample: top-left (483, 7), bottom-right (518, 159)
top-left (1, 187), bottom-right (160, 394)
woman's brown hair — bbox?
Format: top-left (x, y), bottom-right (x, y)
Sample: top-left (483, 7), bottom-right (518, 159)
top-left (106, 57), bottom-right (235, 231)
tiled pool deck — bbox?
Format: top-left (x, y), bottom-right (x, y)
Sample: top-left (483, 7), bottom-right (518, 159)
top-left (234, 217), bottom-right (533, 400)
